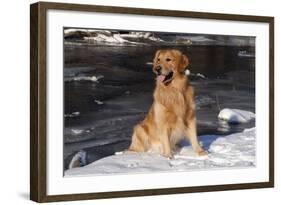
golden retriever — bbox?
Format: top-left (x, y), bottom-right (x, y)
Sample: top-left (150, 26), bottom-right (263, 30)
top-left (128, 49), bottom-right (206, 158)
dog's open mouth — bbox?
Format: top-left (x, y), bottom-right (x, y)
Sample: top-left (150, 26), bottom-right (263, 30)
top-left (156, 72), bottom-right (173, 84)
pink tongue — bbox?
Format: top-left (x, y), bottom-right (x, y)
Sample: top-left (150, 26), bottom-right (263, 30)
top-left (157, 75), bottom-right (166, 82)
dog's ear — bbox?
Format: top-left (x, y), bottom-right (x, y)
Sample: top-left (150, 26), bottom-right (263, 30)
top-left (179, 54), bottom-right (189, 72)
top-left (153, 50), bottom-right (161, 65)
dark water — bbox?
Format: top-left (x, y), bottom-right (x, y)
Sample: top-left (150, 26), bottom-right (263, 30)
top-left (63, 44), bottom-right (255, 169)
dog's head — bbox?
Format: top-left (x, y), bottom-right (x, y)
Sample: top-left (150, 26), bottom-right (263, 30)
top-left (152, 49), bottom-right (189, 84)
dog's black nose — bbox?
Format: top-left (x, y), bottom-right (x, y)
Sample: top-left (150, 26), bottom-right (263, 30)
top-left (155, 66), bottom-right (162, 74)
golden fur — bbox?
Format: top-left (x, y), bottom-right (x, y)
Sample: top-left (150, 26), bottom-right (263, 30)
top-left (129, 49), bottom-right (206, 157)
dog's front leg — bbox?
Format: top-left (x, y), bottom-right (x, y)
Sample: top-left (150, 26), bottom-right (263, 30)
top-left (159, 129), bottom-right (172, 158)
top-left (185, 117), bottom-right (206, 156)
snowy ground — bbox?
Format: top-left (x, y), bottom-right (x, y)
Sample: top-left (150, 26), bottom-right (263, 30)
top-left (65, 127), bottom-right (255, 176)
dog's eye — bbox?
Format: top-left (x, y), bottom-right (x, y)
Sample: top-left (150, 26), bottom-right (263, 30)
top-left (166, 58), bottom-right (171, 62)
top-left (157, 58), bottom-right (160, 61)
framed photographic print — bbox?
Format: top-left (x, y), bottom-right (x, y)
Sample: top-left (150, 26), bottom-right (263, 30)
top-left (30, 1), bottom-right (274, 202)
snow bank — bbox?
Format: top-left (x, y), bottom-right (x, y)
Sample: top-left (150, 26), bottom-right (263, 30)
top-left (84, 32), bottom-right (163, 45)
top-left (65, 128), bottom-right (255, 176)
top-left (218, 108), bottom-right (255, 124)
top-left (66, 29), bottom-right (164, 45)
top-left (120, 32), bottom-right (163, 42)
top-left (64, 29), bottom-right (255, 46)
top-left (65, 29), bottom-right (165, 45)
top-left (84, 34), bottom-right (135, 44)
top-left (64, 29), bottom-right (111, 35)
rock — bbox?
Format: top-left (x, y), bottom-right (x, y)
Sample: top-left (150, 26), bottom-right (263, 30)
top-left (218, 108), bottom-right (255, 124)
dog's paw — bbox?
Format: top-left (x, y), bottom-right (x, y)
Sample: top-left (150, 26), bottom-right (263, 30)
top-left (167, 155), bottom-right (173, 160)
top-left (163, 152), bottom-right (173, 159)
top-left (197, 149), bottom-right (208, 156)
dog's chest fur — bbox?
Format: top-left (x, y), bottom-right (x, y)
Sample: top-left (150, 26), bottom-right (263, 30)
top-left (153, 81), bottom-right (191, 141)
top-left (154, 78), bottom-right (189, 118)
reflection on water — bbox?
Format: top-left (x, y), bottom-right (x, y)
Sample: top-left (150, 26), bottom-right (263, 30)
top-left (63, 44), bottom-right (255, 169)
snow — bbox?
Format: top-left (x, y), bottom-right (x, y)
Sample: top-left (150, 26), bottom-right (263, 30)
top-left (84, 34), bottom-right (133, 44)
top-left (195, 73), bottom-right (206, 79)
top-left (65, 128), bottom-right (255, 176)
top-left (184, 69), bottom-right (190, 76)
top-left (64, 29), bottom-right (111, 36)
top-left (71, 129), bottom-right (84, 135)
top-left (64, 29), bottom-right (255, 46)
top-left (64, 29), bottom-right (165, 45)
top-left (64, 75), bottom-right (104, 82)
top-left (174, 36), bottom-right (215, 45)
top-left (218, 108), bottom-right (255, 124)
top-left (146, 62), bottom-right (153, 65)
top-left (238, 50), bottom-right (255, 58)
top-left (64, 28), bottom-right (89, 34)
top-left (64, 111), bottom-right (80, 118)
top-left (187, 36), bottom-right (216, 42)
top-left (184, 70), bottom-right (206, 79)
top-left (83, 31), bottom-right (162, 45)
top-left (121, 32), bottom-right (164, 42)
top-left (94, 100), bottom-right (104, 105)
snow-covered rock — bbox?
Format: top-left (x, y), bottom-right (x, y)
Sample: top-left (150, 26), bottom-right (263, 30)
top-left (65, 128), bottom-right (255, 176)
top-left (218, 108), bottom-right (255, 124)
top-left (184, 69), bottom-right (190, 76)
top-left (68, 150), bottom-right (87, 169)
